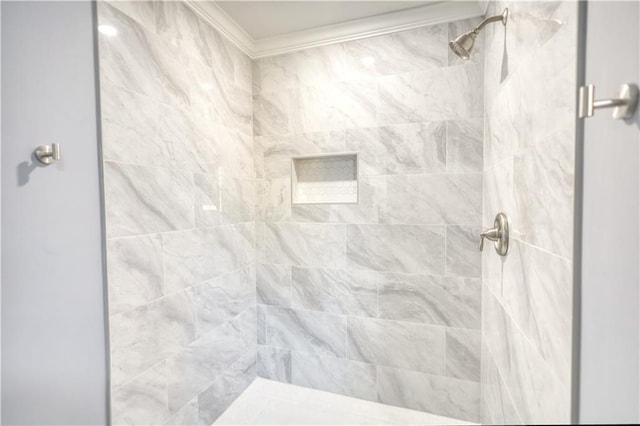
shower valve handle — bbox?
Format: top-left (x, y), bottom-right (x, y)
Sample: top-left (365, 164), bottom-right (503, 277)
top-left (478, 213), bottom-right (509, 256)
top-left (479, 228), bottom-right (501, 251)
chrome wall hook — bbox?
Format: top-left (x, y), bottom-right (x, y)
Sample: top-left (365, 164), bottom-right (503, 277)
top-left (579, 83), bottom-right (639, 119)
top-left (35, 143), bottom-right (61, 165)
top-left (479, 213), bottom-right (509, 256)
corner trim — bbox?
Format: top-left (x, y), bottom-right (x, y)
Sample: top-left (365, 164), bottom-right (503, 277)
top-left (186, 1), bottom-right (484, 59)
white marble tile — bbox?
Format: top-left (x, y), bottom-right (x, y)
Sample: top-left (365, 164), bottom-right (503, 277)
top-left (377, 366), bottom-right (480, 422)
top-left (107, 235), bottom-right (163, 315)
top-left (111, 361), bottom-right (170, 426)
top-left (264, 223), bottom-right (346, 268)
top-left (198, 348), bottom-right (257, 425)
top-left (347, 317), bottom-right (446, 375)
top-left (378, 273), bottom-right (481, 329)
top-left (104, 162), bottom-right (194, 238)
top-left (167, 308), bottom-right (256, 412)
top-left (346, 224), bottom-right (445, 275)
top-left (258, 345), bottom-right (292, 383)
top-left (253, 90), bottom-right (293, 137)
top-left (445, 328), bottom-right (481, 382)
top-left (447, 119), bottom-right (484, 173)
top-left (195, 267), bottom-right (255, 336)
top-left (291, 267), bottom-right (377, 317)
top-left (385, 173), bottom-right (482, 225)
top-left (291, 351), bottom-right (377, 401)
top-left (346, 122), bottom-right (446, 176)
top-left (162, 226), bottom-right (238, 293)
top-left (110, 290), bottom-right (197, 387)
top-left (446, 225), bottom-right (482, 278)
top-left (254, 264), bottom-right (290, 309)
top-left (344, 25), bottom-right (448, 78)
top-left (266, 307), bottom-right (347, 358)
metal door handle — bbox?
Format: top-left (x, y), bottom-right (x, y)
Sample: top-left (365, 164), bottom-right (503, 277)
top-left (35, 143), bottom-right (61, 165)
top-left (578, 83), bottom-right (639, 119)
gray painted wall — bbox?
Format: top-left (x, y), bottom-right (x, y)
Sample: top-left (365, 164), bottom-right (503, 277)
top-left (1, 2), bottom-right (108, 424)
top-left (580, 1), bottom-right (640, 423)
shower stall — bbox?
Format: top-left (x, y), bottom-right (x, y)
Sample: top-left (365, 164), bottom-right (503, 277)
top-left (7, 0), bottom-right (633, 425)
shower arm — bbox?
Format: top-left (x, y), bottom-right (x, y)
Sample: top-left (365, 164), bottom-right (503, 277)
top-left (471, 9), bottom-right (509, 36)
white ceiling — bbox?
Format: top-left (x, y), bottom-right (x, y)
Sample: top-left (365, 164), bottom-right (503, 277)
top-left (215, 1), bottom-right (436, 39)
top-left (188, 1), bottom-right (484, 57)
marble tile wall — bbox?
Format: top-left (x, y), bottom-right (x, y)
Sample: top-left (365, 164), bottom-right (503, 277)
top-left (254, 22), bottom-right (484, 422)
top-left (97, 2), bottom-right (256, 424)
top-left (481, 1), bottom-right (578, 424)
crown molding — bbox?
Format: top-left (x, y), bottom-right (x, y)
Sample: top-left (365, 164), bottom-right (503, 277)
top-left (186, 1), bottom-right (484, 59)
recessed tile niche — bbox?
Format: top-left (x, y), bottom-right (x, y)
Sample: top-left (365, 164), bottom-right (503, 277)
top-left (291, 153), bottom-right (359, 204)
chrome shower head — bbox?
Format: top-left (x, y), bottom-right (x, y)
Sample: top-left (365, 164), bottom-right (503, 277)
top-left (448, 8), bottom-right (509, 60)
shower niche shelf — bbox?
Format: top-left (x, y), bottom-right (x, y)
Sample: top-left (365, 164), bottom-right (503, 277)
top-left (291, 153), bottom-right (359, 205)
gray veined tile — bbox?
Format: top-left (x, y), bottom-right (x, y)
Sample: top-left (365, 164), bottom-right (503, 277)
top-left (480, 341), bottom-right (523, 425)
top-left (296, 43), bottom-right (347, 86)
top-left (266, 307), bottom-right (347, 358)
top-left (344, 25), bottom-right (448, 78)
top-left (264, 223), bottom-right (346, 268)
top-left (446, 119), bottom-right (484, 173)
top-left (347, 317), bottom-right (445, 374)
top-left (100, 83), bottom-right (161, 167)
top-left (385, 174), bottom-right (482, 225)
top-left (291, 84), bottom-right (345, 133)
top-left (111, 361), bottom-right (170, 426)
top-left (336, 80), bottom-right (378, 129)
top-left (166, 398), bottom-right (199, 426)
top-left (253, 90), bottom-right (293, 137)
top-left (234, 222), bottom-right (256, 268)
top-left (291, 351), bottom-right (377, 401)
top-left (377, 73), bottom-right (424, 125)
top-left (258, 345), bottom-right (292, 383)
top-left (346, 224), bottom-right (445, 275)
top-left (110, 289), bottom-right (197, 387)
top-left (446, 225), bottom-right (482, 278)
top-left (197, 347), bottom-right (257, 425)
top-left (162, 226), bottom-right (238, 293)
top-left (378, 273), bottom-right (481, 329)
top-left (256, 178), bottom-right (291, 222)
top-left (257, 304), bottom-right (267, 345)
top-left (445, 328), bottom-right (481, 382)
top-left (291, 267), bottom-right (377, 317)
top-left (104, 162), bottom-right (194, 238)
top-left (377, 365), bottom-right (480, 422)
top-left (513, 129), bottom-right (574, 259)
top-left (257, 263), bottom-right (291, 307)
top-left (345, 122), bottom-right (446, 176)
top-left (253, 53), bottom-right (300, 94)
top-left (167, 308), bottom-right (256, 412)
top-left (105, 0), bottom-right (156, 31)
top-left (195, 266), bottom-right (255, 336)
top-left (262, 131), bottom-right (345, 179)
top-left (107, 234), bottom-right (164, 315)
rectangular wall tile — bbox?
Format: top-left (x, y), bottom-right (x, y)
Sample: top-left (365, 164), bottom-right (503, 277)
top-left (104, 162), bottom-right (194, 237)
top-left (346, 224), bottom-right (445, 275)
top-left (266, 307), bottom-right (347, 358)
top-left (258, 345), bottom-right (292, 383)
top-left (347, 317), bottom-right (445, 374)
top-left (445, 328), bottom-right (481, 382)
top-left (107, 235), bottom-right (164, 314)
top-left (257, 263), bottom-right (291, 307)
top-left (162, 227), bottom-right (238, 293)
top-left (377, 366), bottom-right (480, 422)
top-left (292, 352), bottom-right (377, 401)
top-left (446, 225), bottom-right (482, 278)
top-left (264, 223), bottom-right (346, 268)
top-left (378, 273), bottom-right (481, 329)
top-left (291, 267), bottom-right (377, 317)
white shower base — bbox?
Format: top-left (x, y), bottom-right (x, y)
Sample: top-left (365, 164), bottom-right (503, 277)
top-left (214, 378), bottom-right (475, 425)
